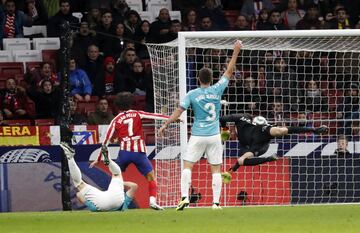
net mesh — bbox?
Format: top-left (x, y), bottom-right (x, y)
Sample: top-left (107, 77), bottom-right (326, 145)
top-left (147, 33), bottom-right (360, 207)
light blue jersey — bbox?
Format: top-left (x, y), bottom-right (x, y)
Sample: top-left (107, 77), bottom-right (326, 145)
top-left (180, 76), bottom-right (229, 136)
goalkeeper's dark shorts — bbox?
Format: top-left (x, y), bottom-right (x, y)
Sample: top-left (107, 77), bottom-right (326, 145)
top-left (238, 125), bottom-right (273, 157)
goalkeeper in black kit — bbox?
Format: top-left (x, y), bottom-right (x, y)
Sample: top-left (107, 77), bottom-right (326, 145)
top-left (220, 113), bottom-right (328, 183)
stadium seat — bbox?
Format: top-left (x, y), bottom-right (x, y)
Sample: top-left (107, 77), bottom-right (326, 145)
top-left (25, 61), bottom-right (42, 71)
top-left (13, 50), bottom-right (42, 63)
top-left (0, 50), bottom-right (13, 62)
top-left (77, 100), bottom-right (97, 114)
top-left (42, 50), bottom-right (59, 71)
top-left (2, 38), bottom-right (31, 50)
top-left (127, 0), bottom-right (143, 12)
top-left (0, 80), bottom-right (6, 89)
top-left (146, 0), bottom-right (172, 14)
top-left (33, 38), bottom-right (60, 50)
top-left (0, 62), bottom-right (24, 78)
top-left (138, 11), bottom-right (154, 23)
top-left (34, 118), bottom-right (55, 125)
top-left (169, 11), bottom-right (181, 22)
top-left (72, 12), bottom-right (83, 23)
top-left (5, 119), bottom-right (32, 126)
top-left (23, 25), bottom-right (47, 37)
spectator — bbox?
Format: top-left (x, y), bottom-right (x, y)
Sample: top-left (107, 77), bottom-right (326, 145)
top-left (302, 79), bottom-right (328, 112)
top-left (71, 20), bottom-right (98, 68)
top-left (43, 0), bottom-right (58, 17)
top-left (23, 0), bottom-right (48, 25)
top-left (95, 10), bottom-right (115, 57)
top-left (134, 20), bottom-right (150, 59)
top-left (0, 0), bottom-right (33, 43)
top-left (124, 10), bottom-right (141, 39)
top-left (334, 135), bottom-right (351, 157)
top-left (160, 19), bottom-right (182, 43)
top-left (80, 44), bottom-right (103, 85)
top-left (24, 61), bottom-right (58, 90)
top-left (87, 98), bottom-right (113, 125)
top-left (26, 79), bottom-right (60, 119)
top-left (267, 99), bottom-right (288, 126)
top-left (93, 56), bottom-right (116, 97)
top-left (199, 16), bottom-right (215, 31)
top-left (67, 58), bottom-right (92, 102)
top-left (325, 7), bottom-right (352, 29)
top-left (336, 83), bottom-right (359, 130)
top-left (69, 97), bottom-right (87, 125)
top-left (107, 22), bottom-right (127, 60)
top-left (131, 59), bottom-right (151, 96)
top-left (86, 3), bottom-right (101, 29)
top-left (182, 8), bottom-right (198, 31)
top-left (241, 0), bottom-right (274, 22)
top-left (266, 57), bottom-right (296, 104)
top-left (281, 0), bottom-right (305, 30)
top-left (233, 14), bottom-right (250, 30)
top-left (114, 48), bottom-right (138, 93)
top-left (0, 78), bottom-right (28, 119)
top-left (230, 76), bottom-right (261, 114)
top-left (46, 0), bottom-right (78, 37)
top-left (265, 9), bottom-right (288, 30)
top-left (197, 0), bottom-right (229, 30)
top-left (111, 0), bottom-right (131, 24)
top-left (256, 8), bottom-right (271, 30)
top-left (296, 3), bottom-right (322, 29)
top-left (148, 8), bottom-right (171, 43)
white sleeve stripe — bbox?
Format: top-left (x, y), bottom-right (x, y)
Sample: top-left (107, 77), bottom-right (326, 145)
top-left (139, 111), bottom-right (169, 120)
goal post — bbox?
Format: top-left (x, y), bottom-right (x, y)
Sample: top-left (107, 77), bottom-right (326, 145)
top-left (147, 29), bottom-right (360, 207)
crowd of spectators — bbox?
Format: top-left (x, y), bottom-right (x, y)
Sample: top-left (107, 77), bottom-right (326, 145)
top-left (0, 0), bottom-right (358, 141)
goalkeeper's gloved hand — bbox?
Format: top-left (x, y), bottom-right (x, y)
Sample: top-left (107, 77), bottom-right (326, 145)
top-left (221, 127), bottom-right (230, 142)
top-left (101, 145), bottom-right (110, 166)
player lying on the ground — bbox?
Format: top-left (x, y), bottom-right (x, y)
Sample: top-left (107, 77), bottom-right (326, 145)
top-left (91, 92), bottom-right (173, 210)
top-left (220, 114), bottom-right (328, 183)
top-left (60, 142), bottom-right (138, 212)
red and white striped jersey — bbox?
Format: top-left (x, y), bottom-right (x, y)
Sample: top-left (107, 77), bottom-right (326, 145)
top-left (101, 110), bottom-right (169, 154)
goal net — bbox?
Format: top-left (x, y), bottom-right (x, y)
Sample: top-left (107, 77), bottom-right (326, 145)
top-left (147, 30), bottom-right (360, 207)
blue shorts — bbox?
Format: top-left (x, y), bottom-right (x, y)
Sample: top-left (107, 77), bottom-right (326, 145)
top-left (116, 150), bottom-right (153, 176)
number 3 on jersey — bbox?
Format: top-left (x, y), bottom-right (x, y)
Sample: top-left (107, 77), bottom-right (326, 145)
top-left (205, 103), bottom-right (216, 122)
top-left (123, 118), bottom-right (134, 136)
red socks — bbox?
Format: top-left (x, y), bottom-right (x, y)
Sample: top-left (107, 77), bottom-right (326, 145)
top-left (148, 180), bottom-right (157, 197)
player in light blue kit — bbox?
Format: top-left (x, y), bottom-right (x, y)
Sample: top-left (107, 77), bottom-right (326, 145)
top-left (159, 40), bottom-right (243, 210)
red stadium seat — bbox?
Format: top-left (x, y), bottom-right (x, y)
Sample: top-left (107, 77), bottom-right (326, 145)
top-left (34, 118), bottom-right (55, 125)
top-left (0, 62), bottom-right (24, 79)
top-left (5, 119), bottom-right (32, 126)
top-left (42, 50), bottom-right (58, 71)
top-left (77, 100), bottom-right (97, 114)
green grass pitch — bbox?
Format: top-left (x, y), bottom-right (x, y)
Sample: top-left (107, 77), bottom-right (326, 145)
top-left (1, 205), bottom-right (359, 233)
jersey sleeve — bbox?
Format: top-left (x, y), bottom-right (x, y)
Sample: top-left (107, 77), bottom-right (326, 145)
top-left (212, 76), bottom-right (229, 95)
top-left (179, 92), bottom-right (191, 110)
top-left (97, 117), bottom-right (117, 161)
top-left (138, 111), bottom-right (169, 121)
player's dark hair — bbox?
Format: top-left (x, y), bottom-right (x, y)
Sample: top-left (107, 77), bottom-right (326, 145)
top-left (198, 67), bottom-right (213, 85)
top-left (337, 134), bottom-right (348, 142)
top-left (114, 92), bottom-right (134, 110)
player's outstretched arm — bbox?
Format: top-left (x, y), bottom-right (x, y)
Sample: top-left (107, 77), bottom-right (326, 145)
top-left (270, 125), bottom-right (329, 137)
top-left (223, 40), bottom-right (243, 79)
top-left (159, 107), bottom-right (184, 137)
top-left (220, 114), bottom-right (247, 127)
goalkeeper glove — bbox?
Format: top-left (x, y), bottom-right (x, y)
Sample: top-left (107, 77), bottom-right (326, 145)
top-left (101, 145), bottom-right (110, 166)
top-left (221, 127), bottom-right (230, 142)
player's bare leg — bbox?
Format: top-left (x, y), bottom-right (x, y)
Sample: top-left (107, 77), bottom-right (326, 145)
top-left (176, 161), bottom-right (193, 211)
top-left (145, 171), bottom-right (164, 211)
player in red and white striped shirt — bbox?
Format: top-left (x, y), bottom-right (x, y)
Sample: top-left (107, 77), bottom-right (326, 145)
top-left (92, 92), bottom-right (170, 210)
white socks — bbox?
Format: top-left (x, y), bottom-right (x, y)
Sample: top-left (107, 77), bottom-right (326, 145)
top-left (108, 160), bottom-right (121, 176)
top-left (212, 173), bottom-right (222, 204)
top-left (181, 168), bottom-right (191, 198)
top-left (67, 158), bottom-right (82, 187)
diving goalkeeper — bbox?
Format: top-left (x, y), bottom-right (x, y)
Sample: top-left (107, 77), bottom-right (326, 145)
top-left (220, 114), bottom-right (328, 183)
